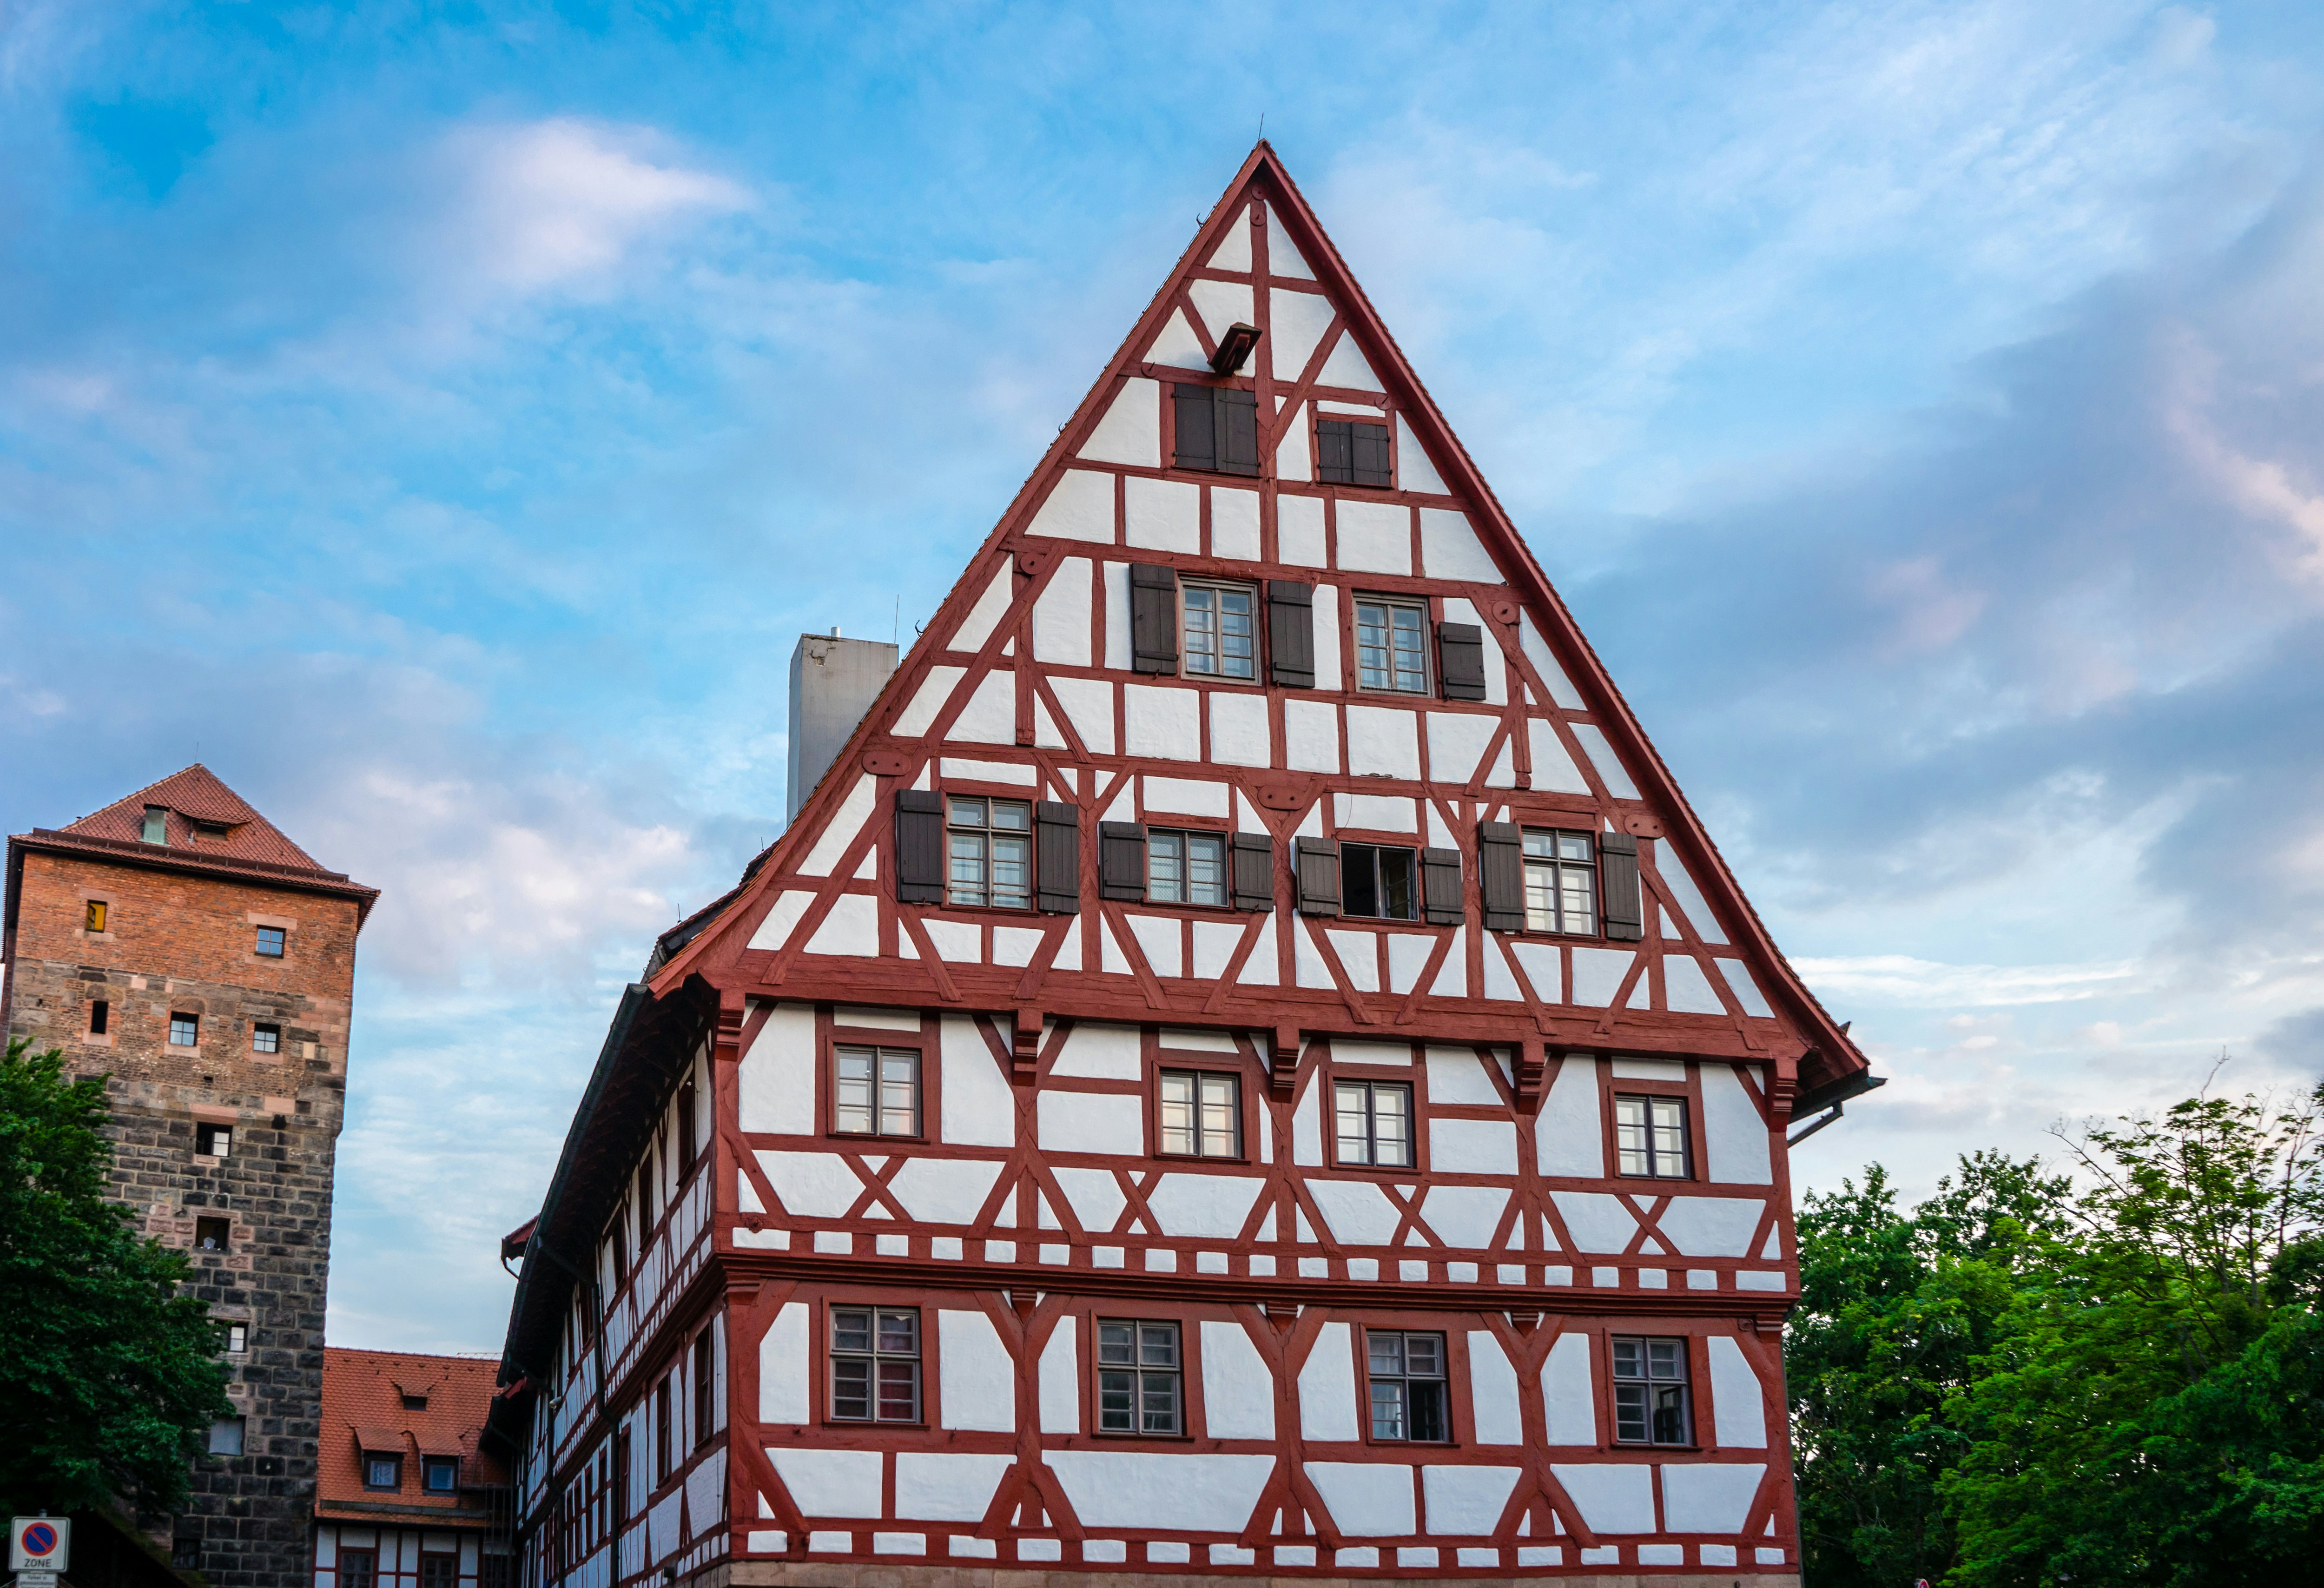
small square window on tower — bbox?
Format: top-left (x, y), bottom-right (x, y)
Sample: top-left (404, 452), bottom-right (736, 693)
top-left (254, 926), bottom-right (286, 958)
top-left (194, 1217), bottom-right (230, 1252)
top-left (251, 1022), bottom-right (281, 1054)
top-left (223, 1322), bottom-right (248, 1353)
top-left (196, 1123), bottom-right (232, 1159)
top-left (208, 1416), bottom-right (244, 1456)
top-left (88, 1000), bottom-right (110, 1036)
top-left (84, 899), bottom-right (108, 932)
top-left (169, 1012), bottom-right (199, 1047)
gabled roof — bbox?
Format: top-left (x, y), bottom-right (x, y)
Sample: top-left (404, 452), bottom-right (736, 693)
top-left (6, 763), bottom-right (377, 927)
top-left (648, 140), bottom-right (1866, 1094)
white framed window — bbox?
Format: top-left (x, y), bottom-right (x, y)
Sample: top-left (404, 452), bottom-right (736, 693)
top-left (1354, 597), bottom-right (1428, 692)
top-left (1615, 1095), bottom-right (1690, 1178)
top-left (947, 796), bottom-right (1032, 909)
top-left (1096, 1320), bottom-right (1183, 1434)
top-left (1523, 829), bottom-right (1597, 933)
top-left (1181, 580), bottom-right (1257, 681)
top-left (833, 1045), bottom-right (920, 1137)
top-left (1158, 1070), bottom-right (1240, 1158)
top-left (1333, 1079), bottom-right (1414, 1167)
top-left (1148, 829), bottom-right (1228, 906)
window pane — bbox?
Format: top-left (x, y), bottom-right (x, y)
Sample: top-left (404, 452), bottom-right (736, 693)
top-left (836, 1049), bottom-right (874, 1133)
top-left (1198, 1072), bottom-right (1238, 1157)
top-left (1524, 859), bottom-right (1558, 930)
top-left (990, 800), bottom-right (1030, 831)
top-left (1334, 1082), bottom-right (1373, 1164)
top-left (1372, 1085), bottom-right (1413, 1167)
top-left (1652, 1383), bottom-right (1689, 1444)
top-left (832, 1310), bottom-right (872, 1352)
top-left (1356, 602), bottom-right (1384, 684)
top-left (1378, 847), bottom-right (1416, 920)
top-left (1149, 832), bottom-right (1184, 902)
top-left (1390, 605), bottom-right (1426, 691)
top-left (1560, 865), bottom-right (1595, 933)
top-left (1097, 1322), bottom-right (1136, 1365)
top-left (1343, 843), bottom-right (1380, 917)
top-left (831, 1360), bottom-right (872, 1420)
top-left (877, 1361), bottom-right (919, 1422)
top-left (1615, 1096), bottom-right (1648, 1176)
top-left (947, 797), bottom-right (985, 827)
top-left (1558, 833), bottom-right (1592, 861)
top-left (1218, 589), bottom-right (1255, 680)
top-left (1187, 833), bottom-right (1228, 907)
top-left (1368, 1334), bottom-right (1406, 1376)
top-left (1405, 1334), bottom-right (1444, 1377)
top-left (1650, 1099), bottom-right (1687, 1176)
top-left (1648, 1340), bottom-right (1684, 1380)
top-left (1369, 1380), bottom-right (1406, 1440)
top-left (880, 1051), bottom-right (919, 1136)
top-left (1142, 1373), bottom-right (1181, 1434)
top-left (1184, 587), bottom-right (1218, 675)
top-left (1614, 1383), bottom-right (1647, 1442)
top-left (1611, 1338), bottom-right (1642, 1379)
top-left (948, 833), bottom-right (988, 906)
top-left (1098, 1371), bottom-right (1135, 1430)
top-left (1160, 1072), bottom-right (1195, 1155)
top-left (878, 1310), bottom-right (918, 1354)
top-left (990, 834), bottom-right (1031, 908)
top-left (1410, 1379), bottom-right (1447, 1442)
top-left (1139, 1323), bottom-right (1179, 1368)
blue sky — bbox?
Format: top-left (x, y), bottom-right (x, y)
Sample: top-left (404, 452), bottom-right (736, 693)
top-left (6, 1), bottom-right (2324, 1350)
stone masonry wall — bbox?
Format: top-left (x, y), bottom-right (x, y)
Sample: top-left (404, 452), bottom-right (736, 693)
top-left (3, 849), bottom-right (364, 1588)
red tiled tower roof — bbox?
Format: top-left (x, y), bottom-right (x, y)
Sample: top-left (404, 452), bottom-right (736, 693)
top-left (7, 764), bottom-right (377, 924)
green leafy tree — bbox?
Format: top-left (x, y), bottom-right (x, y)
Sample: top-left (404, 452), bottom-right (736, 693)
top-left (0, 1039), bottom-right (232, 1516)
top-left (1941, 1084), bottom-right (2324, 1587)
top-left (1787, 1152), bottom-right (2070, 1587)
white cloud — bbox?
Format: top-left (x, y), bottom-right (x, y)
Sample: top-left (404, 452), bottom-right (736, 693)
top-left (1797, 954), bottom-right (2149, 1007)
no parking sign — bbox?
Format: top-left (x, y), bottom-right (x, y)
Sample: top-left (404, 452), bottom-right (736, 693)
top-left (9, 1515), bottom-right (70, 1577)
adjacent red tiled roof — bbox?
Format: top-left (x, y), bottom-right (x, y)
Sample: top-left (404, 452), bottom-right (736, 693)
top-left (318, 1348), bottom-right (507, 1521)
top-left (8, 763), bottom-right (377, 925)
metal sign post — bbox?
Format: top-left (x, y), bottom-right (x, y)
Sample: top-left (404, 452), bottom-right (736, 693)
top-left (9, 1515), bottom-right (70, 1580)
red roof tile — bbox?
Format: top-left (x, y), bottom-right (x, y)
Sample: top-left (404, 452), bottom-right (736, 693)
top-left (318, 1348), bottom-right (507, 1521)
top-left (57, 764), bottom-right (331, 874)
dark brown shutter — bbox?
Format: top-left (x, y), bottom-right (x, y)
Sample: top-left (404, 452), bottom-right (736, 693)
top-left (1421, 848), bottom-right (1465, 925)
top-left (1099, 822), bottom-right (1148, 901)
top-left (1036, 801), bottom-right (1080, 913)
top-left (1294, 837), bottom-right (1342, 917)
top-left (1268, 580), bottom-right (1315, 688)
top-left (1437, 622), bottom-right (1487, 701)
top-left (1130, 563), bottom-right (1178, 674)
top-left (1172, 384), bottom-right (1216, 472)
top-left (1315, 419), bottom-right (1352, 483)
top-left (1600, 832), bottom-right (1644, 941)
top-left (895, 791), bottom-right (944, 904)
top-left (1352, 421), bottom-right (1393, 487)
top-left (1219, 388), bottom-right (1260, 476)
top-left (1231, 833), bottom-right (1274, 912)
top-left (1478, 821), bottom-right (1525, 932)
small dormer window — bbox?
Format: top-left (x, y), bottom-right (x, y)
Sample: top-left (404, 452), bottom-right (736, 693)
top-left (401, 1392), bottom-right (429, 1411)
top-left (193, 820), bottom-right (231, 841)
top-left (142, 807), bottom-right (169, 845)
top-left (423, 1456), bottom-right (459, 1493)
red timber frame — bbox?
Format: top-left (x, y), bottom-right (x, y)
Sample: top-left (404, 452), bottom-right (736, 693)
top-left (498, 142), bottom-right (1851, 1588)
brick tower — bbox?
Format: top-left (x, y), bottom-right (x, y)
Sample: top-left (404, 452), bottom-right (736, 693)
top-left (2, 766), bottom-right (378, 1586)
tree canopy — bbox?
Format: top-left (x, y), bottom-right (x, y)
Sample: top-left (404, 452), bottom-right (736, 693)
top-left (0, 1039), bottom-right (232, 1517)
top-left (1789, 1080), bottom-right (2324, 1587)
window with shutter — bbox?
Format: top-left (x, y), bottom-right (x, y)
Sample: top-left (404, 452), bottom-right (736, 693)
top-left (894, 791), bottom-right (944, 904)
top-left (1099, 823), bottom-right (1149, 902)
top-left (1477, 822), bottom-right (1525, 932)
top-left (1130, 564), bottom-right (1179, 674)
top-left (1231, 833), bottom-right (1275, 912)
top-left (1171, 384), bottom-right (1259, 478)
top-left (1421, 848), bottom-right (1464, 925)
top-left (1316, 417), bottom-right (1393, 487)
top-left (1036, 802), bottom-right (1080, 913)
top-left (1268, 581), bottom-right (1315, 688)
top-left (1437, 622), bottom-right (1487, 701)
top-left (1600, 832), bottom-right (1644, 941)
top-left (1294, 837), bottom-right (1342, 916)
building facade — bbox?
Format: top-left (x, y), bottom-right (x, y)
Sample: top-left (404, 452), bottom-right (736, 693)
top-left (2, 765), bottom-right (377, 1586)
top-left (489, 145), bottom-right (1875, 1588)
top-left (311, 1349), bottom-right (515, 1588)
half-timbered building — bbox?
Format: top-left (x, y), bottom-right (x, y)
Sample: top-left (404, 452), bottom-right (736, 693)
top-left (488, 142), bottom-right (1876, 1588)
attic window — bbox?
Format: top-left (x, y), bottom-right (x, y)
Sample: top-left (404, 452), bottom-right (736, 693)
top-left (401, 1393), bottom-right (429, 1411)
top-left (193, 820), bottom-right (231, 841)
top-left (142, 806), bottom-right (168, 845)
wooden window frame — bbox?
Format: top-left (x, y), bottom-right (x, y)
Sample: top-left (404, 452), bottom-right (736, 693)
top-left (1178, 575), bottom-right (1262, 684)
top-left (823, 1300), bottom-right (925, 1427)
top-left (1608, 1332), bottom-right (1698, 1449)
top-left (169, 1012), bottom-right (199, 1047)
top-left (1338, 838), bottom-right (1424, 923)
top-left (421, 1456), bottom-right (459, 1494)
top-left (944, 793), bottom-right (1036, 912)
top-left (83, 898), bottom-right (109, 933)
top-left (254, 925), bottom-right (287, 959)
top-left (1145, 827), bottom-right (1233, 910)
top-left (1360, 1325), bottom-right (1454, 1445)
top-left (819, 1012), bottom-right (935, 1144)
top-left (1155, 1066), bottom-right (1244, 1161)
top-left (1594, 1063), bottom-right (1708, 1183)
top-left (693, 1330), bottom-right (715, 1449)
top-left (360, 1454), bottom-right (401, 1492)
top-left (338, 1549), bottom-right (379, 1588)
top-left (1520, 827), bottom-right (1600, 936)
top-left (1613, 1092), bottom-right (1694, 1180)
top-left (1092, 1317), bottom-right (1188, 1438)
top-left (1326, 1065), bottom-right (1423, 1173)
top-left (1352, 593), bottom-right (1432, 695)
top-left (251, 1021), bottom-right (281, 1054)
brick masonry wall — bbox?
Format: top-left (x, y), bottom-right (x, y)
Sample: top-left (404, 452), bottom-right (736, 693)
top-left (4, 849), bottom-right (365, 1588)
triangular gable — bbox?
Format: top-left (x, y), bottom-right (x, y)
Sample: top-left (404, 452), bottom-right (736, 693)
top-left (657, 144), bottom-right (1863, 1100)
top-left (51, 763), bottom-right (333, 875)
